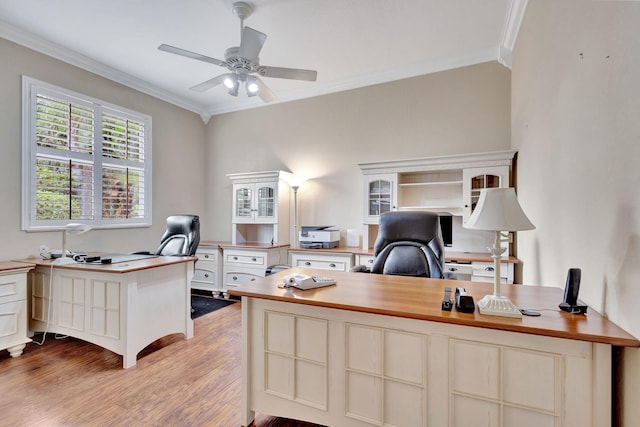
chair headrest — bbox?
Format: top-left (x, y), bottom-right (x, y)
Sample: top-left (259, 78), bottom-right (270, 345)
top-left (374, 211), bottom-right (441, 256)
top-left (158, 214), bottom-right (200, 256)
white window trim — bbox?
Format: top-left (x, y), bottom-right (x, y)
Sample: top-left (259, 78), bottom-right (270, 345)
top-left (21, 76), bottom-right (153, 231)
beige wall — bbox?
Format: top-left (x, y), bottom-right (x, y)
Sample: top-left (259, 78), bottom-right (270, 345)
top-left (205, 61), bottom-right (511, 242)
top-left (511, 0), bottom-right (640, 423)
top-left (0, 38), bottom-right (206, 260)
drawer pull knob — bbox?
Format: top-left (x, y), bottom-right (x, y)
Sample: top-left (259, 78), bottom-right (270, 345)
top-left (204, 273), bottom-right (209, 278)
top-left (449, 267), bottom-right (458, 272)
top-left (232, 276), bottom-right (238, 280)
top-left (233, 256), bottom-right (238, 260)
top-left (485, 267), bottom-right (494, 272)
top-left (367, 259), bottom-right (373, 264)
top-left (304, 261), bottom-right (311, 266)
top-left (252, 257), bottom-right (257, 262)
top-left (204, 255), bottom-right (210, 259)
top-left (251, 278), bottom-right (256, 282)
top-left (329, 263), bottom-right (336, 268)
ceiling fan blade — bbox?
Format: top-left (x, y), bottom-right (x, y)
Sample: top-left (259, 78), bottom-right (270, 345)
top-left (257, 66), bottom-right (317, 82)
top-left (158, 44), bottom-right (228, 68)
top-left (239, 27), bottom-right (266, 62)
top-left (254, 77), bottom-right (276, 103)
top-left (189, 74), bottom-right (232, 92)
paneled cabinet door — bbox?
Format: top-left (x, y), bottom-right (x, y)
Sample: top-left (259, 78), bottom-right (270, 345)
top-left (363, 173), bottom-right (397, 224)
top-left (232, 182), bottom-right (278, 224)
top-left (462, 166), bottom-right (510, 223)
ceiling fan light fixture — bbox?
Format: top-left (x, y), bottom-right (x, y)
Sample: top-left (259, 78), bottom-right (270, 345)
top-left (246, 76), bottom-right (259, 94)
top-left (223, 74), bottom-right (237, 89)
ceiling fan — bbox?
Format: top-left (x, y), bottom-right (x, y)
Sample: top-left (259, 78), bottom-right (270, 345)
top-left (158, 1), bottom-right (318, 103)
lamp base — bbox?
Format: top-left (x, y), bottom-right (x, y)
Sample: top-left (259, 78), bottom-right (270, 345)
top-left (477, 294), bottom-right (522, 318)
top-left (54, 256), bottom-right (76, 265)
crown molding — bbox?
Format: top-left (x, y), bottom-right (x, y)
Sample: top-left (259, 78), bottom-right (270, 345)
top-left (0, 20), bottom-right (206, 116)
top-left (499, 0), bottom-right (529, 68)
top-left (202, 46), bottom-right (500, 117)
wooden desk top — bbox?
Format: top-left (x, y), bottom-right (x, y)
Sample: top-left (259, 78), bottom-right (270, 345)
top-left (228, 267), bottom-right (639, 348)
top-left (15, 255), bottom-right (196, 274)
top-left (0, 261), bottom-right (36, 273)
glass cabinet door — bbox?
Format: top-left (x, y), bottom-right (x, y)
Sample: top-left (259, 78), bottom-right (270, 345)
top-left (470, 174), bottom-right (501, 213)
top-left (256, 185), bottom-right (275, 220)
top-left (463, 166), bottom-right (509, 223)
top-left (368, 179), bottom-right (392, 216)
top-left (234, 186), bottom-right (252, 221)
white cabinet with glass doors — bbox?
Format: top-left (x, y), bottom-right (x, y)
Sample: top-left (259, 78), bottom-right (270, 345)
top-left (358, 151), bottom-right (516, 251)
top-left (363, 173), bottom-right (397, 224)
top-left (227, 171), bottom-right (291, 245)
top-left (462, 166), bottom-right (510, 223)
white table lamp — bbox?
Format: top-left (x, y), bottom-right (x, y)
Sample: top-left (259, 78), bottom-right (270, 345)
top-left (464, 188), bottom-right (535, 318)
top-left (57, 223), bottom-right (92, 265)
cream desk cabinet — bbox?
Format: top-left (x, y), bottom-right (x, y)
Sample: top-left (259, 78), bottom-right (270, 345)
top-left (230, 269), bottom-right (639, 427)
top-left (221, 243), bottom-right (289, 298)
top-left (21, 256), bottom-right (195, 368)
top-left (0, 262), bottom-right (35, 358)
top-left (191, 243), bottom-right (223, 295)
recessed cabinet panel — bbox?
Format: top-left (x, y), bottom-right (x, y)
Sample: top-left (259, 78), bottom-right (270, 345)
top-left (59, 276), bottom-right (85, 331)
top-left (265, 311), bottom-right (294, 355)
top-left (503, 406), bottom-right (556, 427)
top-left (503, 348), bottom-right (559, 412)
top-left (266, 353), bottom-right (294, 397)
top-left (451, 340), bottom-right (500, 399)
top-left (0, 302), bottom-right (19, 337)
top-left (296, 316), bottom-right (327, 363)
top-left (295, 359), bottom-right (326, 408)
top-left (384, 380), bottom-right (424, 427)
top-left (384, 330), bottom-right (425, 384)
top-left (452, 394), bottom-right (499, 427)
top-left (345, 371), bottom-right (383, 424)
top-left (346, 324), bottom-right (382, 374)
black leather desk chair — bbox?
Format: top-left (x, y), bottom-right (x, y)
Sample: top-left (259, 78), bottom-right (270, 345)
top-left (364, 211), bottom-right (446, 278)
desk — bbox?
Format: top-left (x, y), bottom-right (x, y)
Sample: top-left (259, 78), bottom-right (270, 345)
top-left (0, 262), bottom-right (35, 358)
top-left (19, 256), bottom-right (195, 368)
top-left (229, 268), bottom-right (639, 427)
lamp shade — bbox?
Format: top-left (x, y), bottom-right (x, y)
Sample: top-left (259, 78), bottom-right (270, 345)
top-left (464, 188), bottom-right (535, 232)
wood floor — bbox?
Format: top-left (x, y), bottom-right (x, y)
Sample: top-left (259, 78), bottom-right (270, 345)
top-left (0, 300), bottom-right (325, 427)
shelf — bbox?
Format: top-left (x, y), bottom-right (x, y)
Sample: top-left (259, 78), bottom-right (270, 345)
top-left (398, 181), bottom-right (463, 187)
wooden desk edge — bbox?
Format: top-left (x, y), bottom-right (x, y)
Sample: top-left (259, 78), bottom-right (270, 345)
top-left (229, 270), bottom-right (640, 348)
top-left (14, 256), bottom-right (196, 273)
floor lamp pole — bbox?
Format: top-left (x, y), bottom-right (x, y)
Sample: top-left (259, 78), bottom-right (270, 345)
top-left (292, 185), bottom-right (299, 247)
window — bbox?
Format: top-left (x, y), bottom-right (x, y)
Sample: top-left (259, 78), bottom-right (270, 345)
top-left (21, 76), bottom-right (152, 231)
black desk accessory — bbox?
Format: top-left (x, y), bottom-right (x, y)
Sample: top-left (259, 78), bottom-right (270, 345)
top-left (441, 287), bottom-right (453, 311)
top-left (559, 268), bottom-right (588, 314)
top-left (455, 287), bottom-right (475, 313)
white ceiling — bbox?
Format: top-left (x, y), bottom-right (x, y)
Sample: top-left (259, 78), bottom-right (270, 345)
top-left (0, 0), bottom-right (527, 121)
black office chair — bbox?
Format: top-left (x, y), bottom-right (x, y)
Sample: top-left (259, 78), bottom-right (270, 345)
top-left (365, 211), bottom-right (445, 278)
top-left (147, 214), bottom-right (200, 256)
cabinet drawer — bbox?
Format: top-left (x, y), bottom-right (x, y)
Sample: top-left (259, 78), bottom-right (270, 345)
top-left (224, 250), bottom-right (267, 268)
top-left (193, 268), bottom-right (216, 284)
top-left (290, 254), bottom-right (351, 272)
top-left (472, 262), bottom-right (508, 279)
top-left (224, 271), bottom-right (263, 287)
top-left (0, 274), bottom-right (26, 304)
top-left (445, 263), bottom-right (473, 275)
top-left (355, 254), bottom-right (375, 268)
top-left (196, 250), bottom-right (218, 262)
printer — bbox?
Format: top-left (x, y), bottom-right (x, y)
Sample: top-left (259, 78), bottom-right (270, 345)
top-left (299, 226), bottom-right (340, 249)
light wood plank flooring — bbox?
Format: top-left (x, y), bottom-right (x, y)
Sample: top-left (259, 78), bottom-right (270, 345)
top-left (0, 301), bottom-right (324, 427)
